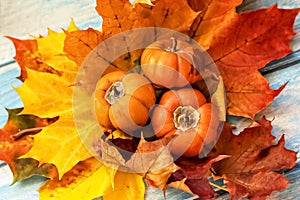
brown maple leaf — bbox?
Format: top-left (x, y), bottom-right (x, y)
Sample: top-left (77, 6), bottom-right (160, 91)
top-left (211, 117), bottom-right (297, 199)
top-left (166, 155), bottom-right (228, 199)
top-left (95, 134), bottom-right (175, 173)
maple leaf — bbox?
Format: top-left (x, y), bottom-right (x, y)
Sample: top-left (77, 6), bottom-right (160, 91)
top-left (64, 0), bottom-right (199, 72)
top-left (211, 117), bottom-right (297, 199)
top-left (164, 155), bottom-right (228, 199)
top-left (188, 0), bottom-right (243, 48)
top-left (63, 28), bottom-right (104, 66)
top-left (15, 68), bottom-right (91, 177)
top-left (68, 1), bottom-right (299, 119)
top-left (21, 113), bottom-right (91, 178)
top-left (64, 27), bottom-right (145, 76)
top-left (0, 108), bottom-right (57, 183)
top-left (208, 5), bottom-right (300, 118)
top-left (15, 68), bottom-right (73, 118)
top-left (39, 157), bottom-right (144, 200)
top-left (96, 0), bottom-right (198, 35)
top-left (39, 157), bottom-right (116, 200)
top-left (5, 37), bottom-right (59, 82)
top-left (7, 20), bottom-right (78, 82)
top-left (145, 163), bottom-right (179, 193)
top-left (12, 158), bottom-right (58, 183)
top-left (97, 134), bottom-right (175, 173)
top-left (103, 171), bottom-right (145, 200)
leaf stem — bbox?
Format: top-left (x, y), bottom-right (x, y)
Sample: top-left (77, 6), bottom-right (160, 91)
top-left (209, 181), bottom-right (228, 192)
top-left (12, 127), bottom-right (44, 140)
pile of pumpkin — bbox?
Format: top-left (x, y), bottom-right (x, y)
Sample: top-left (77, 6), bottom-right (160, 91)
top-left (94, 37), bottom-right (220, 158)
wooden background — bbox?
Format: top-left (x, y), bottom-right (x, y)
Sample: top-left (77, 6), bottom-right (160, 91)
top-left (0, 0), bottom-right (299, 199)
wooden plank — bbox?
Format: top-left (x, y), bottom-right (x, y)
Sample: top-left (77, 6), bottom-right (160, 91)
top-left (0, 0), bottom-right (102, 66)
top-left (0, 164), bottom-right (45, 200)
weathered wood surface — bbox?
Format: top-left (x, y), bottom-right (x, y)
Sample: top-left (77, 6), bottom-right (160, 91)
top-left (0, 0), bottom-right (299, 199)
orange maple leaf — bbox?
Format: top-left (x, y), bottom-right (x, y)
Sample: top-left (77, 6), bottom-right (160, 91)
top-left (207, 5), bottom-right (300, 117)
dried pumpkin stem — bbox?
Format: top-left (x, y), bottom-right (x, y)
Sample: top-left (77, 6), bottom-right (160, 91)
top-left (105, 81), bottom-right (125, 105)
top-left (173, 105), bottom-right (200, 131)
top-left (170, 37), bottom-right (177, 52)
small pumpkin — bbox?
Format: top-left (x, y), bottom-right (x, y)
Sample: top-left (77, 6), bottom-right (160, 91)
top-left (151, 88), bottom-right (219, 157)
top-left (141, 37), bottom-right (203, 88)
top-left (94, 71), bottom-right (156, 134)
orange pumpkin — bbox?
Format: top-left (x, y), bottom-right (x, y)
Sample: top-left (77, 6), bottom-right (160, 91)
top-left (151, 88), bottom-right (219, 157)
top-left (94, 71), bottom-right (156, 134)
top-left (141, 37), bottom-right (203, 88)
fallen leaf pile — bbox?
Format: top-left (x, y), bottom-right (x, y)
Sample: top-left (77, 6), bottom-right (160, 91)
top-left (1, 0), bottom-right (299, 199)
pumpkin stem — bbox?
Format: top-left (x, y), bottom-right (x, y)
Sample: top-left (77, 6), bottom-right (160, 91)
top-left (170, 37), bottom-right (177, 52)
top-left (105, 81), bottom-right (125, 105)
top-left (173, 105), bottom-right (200, 131)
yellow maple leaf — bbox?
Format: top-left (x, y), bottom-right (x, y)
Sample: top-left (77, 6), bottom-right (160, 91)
top-left (21, 113), bottom-right (91, 178)
top-left (39, 157), bottom-right (144, 200)
top-left (34, 20), bottom-right (79, 83)
top-left (7, 20), bottom-right (79, 82)
top-left (15, 68), bottom-right (73, 118)
top-left (103, 171), bottom-right (145, 200)
top-left (36, 19), bottom-right (78, 55)
top-left (15, 68), bottom-right (91, 177)
top-left (39, 158), bottom-right (117, 200)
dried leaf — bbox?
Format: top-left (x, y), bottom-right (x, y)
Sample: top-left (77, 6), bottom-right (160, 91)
top-left (97, 135), bottom-right (175, 173)
top-left (12, 158), bottom-right (58, 183)
top-left (211, 117), bottom-right (297, 199)
top-left (125, 136), bottom-right (175, 173)
top-left (145, 163), bottom-right (179, 192)
top-left (133, 0), bottom-right (154, 6)
top-left (208, 6), bottom-right (299, 68)
top-left (166, 155), bottom-right (228, 199)
top-left (0, 128), bottom-right (32, 172)
top-left (65, 0), bottom-right (199, 73)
